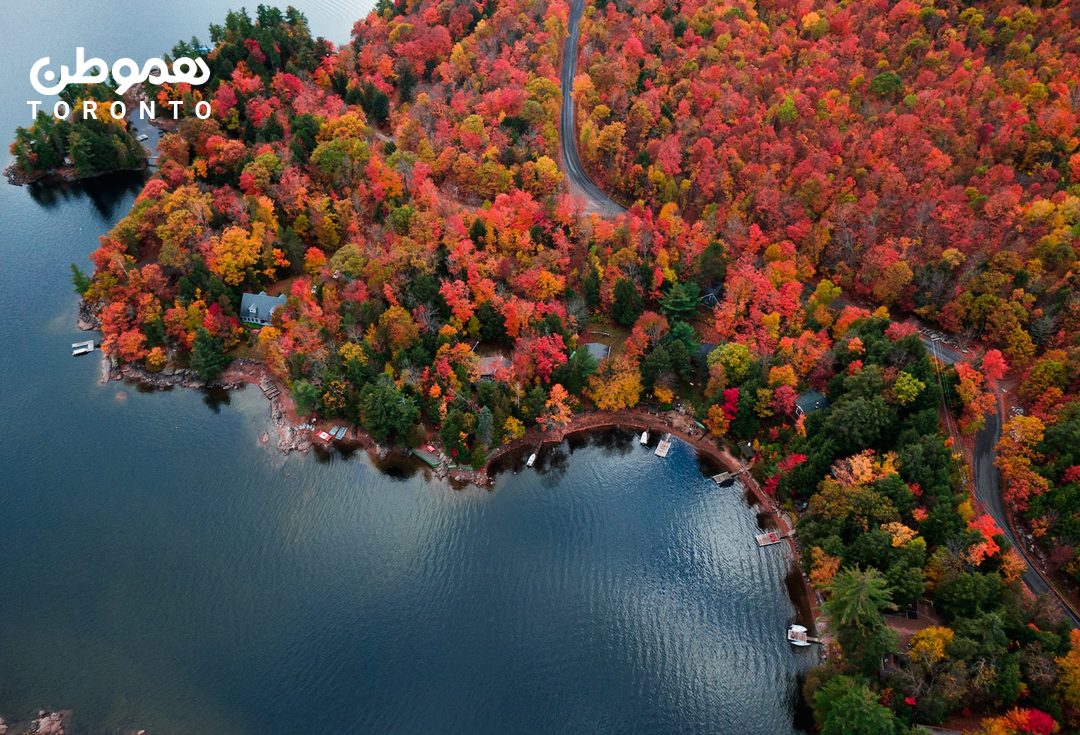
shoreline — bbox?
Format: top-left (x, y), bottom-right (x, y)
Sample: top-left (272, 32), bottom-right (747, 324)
top-left (4, 160), bottom-right (147, 187)
top-left (473, 410), bottom-right (825, 636)
top-left (82, 300), bottom-right (824, 637)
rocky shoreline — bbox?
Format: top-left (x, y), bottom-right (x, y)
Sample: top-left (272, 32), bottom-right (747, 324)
top-left (4, 160), bottom-right (147, 187)
top-left (98, 353), bottom-right (314, 455)
top-left (0, 710), bottom-right (68, 735)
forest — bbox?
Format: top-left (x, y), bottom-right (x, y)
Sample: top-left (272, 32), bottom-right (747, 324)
top-left (37, 0), bottom-right (1080, 732)
top-left (9, 84), bottom-right (146, 182)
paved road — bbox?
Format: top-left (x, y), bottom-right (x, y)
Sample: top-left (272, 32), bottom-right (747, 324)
top-left (924, 341), bottom-right (1079, 624)
top-left (560, 0), bottom-right (627, 218)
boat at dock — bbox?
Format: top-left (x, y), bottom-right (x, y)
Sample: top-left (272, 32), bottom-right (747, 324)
top-left (640, 430), bottom-right (649, 445)
top-left (71, 340), bottom-right (94, 356)
top-left (787, 624), bottom-right (821, 646)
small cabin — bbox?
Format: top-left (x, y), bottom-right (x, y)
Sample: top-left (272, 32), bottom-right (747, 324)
top-left (240, 291), bottom-right (286, 326)
top-left (794, 390), bottom-right (829, 417)
top-left (477, 355), bottom-right (512, 382)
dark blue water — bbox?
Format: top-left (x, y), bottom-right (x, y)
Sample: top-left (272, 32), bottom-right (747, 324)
top-left (0, 3), bottom-right (813, 733)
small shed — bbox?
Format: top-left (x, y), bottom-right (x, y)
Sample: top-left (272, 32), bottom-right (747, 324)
top-left (240, 291), bottom-right (286, 326)
top-left (478, 355), bottom-right (512, 381)
top-left (794, 390), bottom-right (829, 417)
top-left (582, 342), bottom-right (610, 362)
top-left (737, 440), bottom-right (755, 460)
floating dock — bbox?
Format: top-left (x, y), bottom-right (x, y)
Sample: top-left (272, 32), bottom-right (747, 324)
top-left (756, 531), bottom-right (789, 547)
top-left (654, 434), bottom-right (672, 458)
top-left (259, 381), bottom-right (280, 400)
top-left (412, 447), bottom-right (441, 467)
top-left (712, 471), bottom-right (736, 485)
top-left (71, 340), bottom-right (95, 356)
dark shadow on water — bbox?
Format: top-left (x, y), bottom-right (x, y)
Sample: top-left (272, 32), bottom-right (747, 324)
top-left (487, 445), bottom-right (531, 478)
top-left (372, 452), bottom-right (425, 482)
top-left (201, 387), bottom-right (232, 413)
top-left (27, 169), bottom-right (150, 223)
top-left (743, 484), bottom-right (760, 509)
top-left (535, 444), bottom-right (569, 486)
top-left (490, 427), bottom-right (640, 482)
top-left (695, 450), bottom-right (724, 477)
top-left (791, 673), bottom-right (815, 733)
top-left (756, 509), bottom-right (779, 531)
top-left (311, 443), bottom-right (335, 464)
top-left (564, 426), bottom-right (636, 455)
top-left (784, 563), bottom-right (815, 632)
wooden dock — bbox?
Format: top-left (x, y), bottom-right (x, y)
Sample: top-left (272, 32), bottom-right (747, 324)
top-left (756, 531), bottom-right (790, 547)
top-left (412, 447), bottom-right (441, 467)
top-left (787, 628), bottom-right (822, 645)
top-left (654, 434), bottom-right (672, 458)
top-left (259, 381), bottom-right (280, 400)
top-left (71, 340), bottom-right (95, 356)
top-left (712, 471), bottom-right (736, 485)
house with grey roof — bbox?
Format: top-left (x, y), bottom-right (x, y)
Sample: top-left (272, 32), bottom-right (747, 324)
top-left (794, 390), bottom-right (829, 417)
top-left (477, 355), bottom-right (512, 382)
top-left (582, 342), bottom-right (610, 362)
top-left (240, 291), bottom-right (286, 326)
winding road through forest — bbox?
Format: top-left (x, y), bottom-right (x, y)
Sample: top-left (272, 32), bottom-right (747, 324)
top-left (558, 0), bottom-right (1078, 626)
top-left (560, 0), bottom-right (627, 217)
top-left (926, 344), bottom-right (1079, 625)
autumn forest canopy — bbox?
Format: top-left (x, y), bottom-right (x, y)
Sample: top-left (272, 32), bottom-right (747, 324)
top-left (21, 0), bottom-right (1080, 732)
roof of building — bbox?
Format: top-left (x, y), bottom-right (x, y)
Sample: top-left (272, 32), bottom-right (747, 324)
top-left (240, 291), bottom-right (286, 323)
top-left (795, 390), bottom-right (829, 414)
top-left (478, 355), bottom-right (512, 376)
top-left (582, 342), bottom-right (610, 362)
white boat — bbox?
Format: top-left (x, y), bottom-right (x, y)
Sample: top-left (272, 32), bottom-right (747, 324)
top-left (787, 624), bottom-right (811, 646)
top-left (136, 134), bottom-right (149, 142)
top-left (640, 430), bottom-right (649, 445)
top-left (526, 452), bottom-right (537, 467)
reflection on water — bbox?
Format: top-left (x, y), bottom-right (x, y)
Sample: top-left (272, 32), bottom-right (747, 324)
top-left (201, 386), bottom-right (233, 412)
top-left (26, 170), bottom-right (150, 221)
top-left (1, 3), bottom-right (814, 733)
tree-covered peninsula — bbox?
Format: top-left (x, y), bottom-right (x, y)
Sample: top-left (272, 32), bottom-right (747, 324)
top-left (7, 84), bottom-right (147, 184)
top-left (27, 0), bottom-right (1080, 731)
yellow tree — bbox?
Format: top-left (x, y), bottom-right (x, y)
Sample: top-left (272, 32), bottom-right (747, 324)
top-left (207, 225), bottom-right (261, 286)
top-left (705, 403), bottom-right (729, 437)
top-left (503, 416), bottom-right (525, 442)
top-left (541, 383), bottom-right (574, 431)
top-left (587, 358), bottom-right (642, 411)
top-left (1057, 629), bottom-right (1080, 711)
top-left (809, 547), bottom-right (842, 588)
top-left (378, 305), bottom-right (421, 356)
top-left (909, 627), bottom-right (954, 667)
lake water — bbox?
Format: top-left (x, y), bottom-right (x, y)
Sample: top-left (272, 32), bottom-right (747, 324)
top-left (0, 2), bottom-right (813, 733)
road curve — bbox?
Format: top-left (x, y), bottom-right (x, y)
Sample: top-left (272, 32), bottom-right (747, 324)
top-left (925, 341), bottom-right (1080, 626)
top-left (561, 0), bottom-right (627, 218)
top-left (975, 399), bottom-right (1080, 625)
